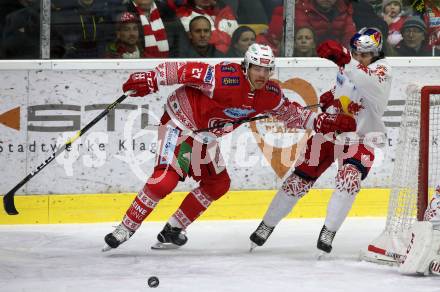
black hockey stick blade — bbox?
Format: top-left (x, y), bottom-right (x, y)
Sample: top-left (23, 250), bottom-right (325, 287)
top-left (3, 190), bottom-right (19, 215)
top-left (2, 91), bottom-right (132, 215)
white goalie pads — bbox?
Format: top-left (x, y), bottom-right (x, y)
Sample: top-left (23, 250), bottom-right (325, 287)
top-left (398, 221), bottom-right (440, 275)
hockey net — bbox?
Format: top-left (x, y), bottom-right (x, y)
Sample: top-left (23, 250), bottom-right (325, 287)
top-left (361, 84), bottom-right (440, 264)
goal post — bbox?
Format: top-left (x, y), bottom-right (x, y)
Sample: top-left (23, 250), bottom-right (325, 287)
top-left (361, 85), bottom-right (440, 264)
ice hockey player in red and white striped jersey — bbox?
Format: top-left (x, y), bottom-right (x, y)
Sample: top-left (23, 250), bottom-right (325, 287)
top-left (102, 43), bottom-right (356, 252)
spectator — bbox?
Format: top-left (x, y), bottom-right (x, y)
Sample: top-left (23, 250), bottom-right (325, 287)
top-left (180, 15), bottom-right (224, 57)
top-left (423, 0), bottom-right (440, 52)
top-left (392, 16), bottom-right (432, 56)
top-left (351, 0), bottom-right (389, 43)
top-left (261, 0), bottom-right (284, 21)
top-left (295, 0), bottom-right (357, 46)
top-left (176, 0), bottom-right (238, 54)
top-left (293, 27), bottom-right (317, 57)
top-left (226, 26), bottom-right (256, 57)
top-left (366, 0), bottom-right (383, 14)
top-left (51, 0), bottom-right (114, 58)
top-left (123, 0), bottom-right (176, 58)
top-left (105, 12), bottom-right (142, 58)
top-left (235, 0), bottom-right (268, 24)
top-left (382, 0), bottom-right (407, 47)
top-left (2, 0), bottom-right (40, 58)
top-left (256, 5), bottom-right (283, 56)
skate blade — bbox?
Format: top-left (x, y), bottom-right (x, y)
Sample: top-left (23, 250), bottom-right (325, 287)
top-left (249, 242), bottom-right (258, 252)
top-left (151, 241), bottom-right (181, 250)
top-left (316, 250), bottom-right (330, 260)
top-left (102, 244), bottom-right (113, 252)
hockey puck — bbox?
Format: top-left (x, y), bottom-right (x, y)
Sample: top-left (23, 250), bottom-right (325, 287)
top-left (148, 276), bottom-right (159, 288)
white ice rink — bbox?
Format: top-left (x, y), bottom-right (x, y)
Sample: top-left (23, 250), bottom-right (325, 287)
top-left (0, 218), bottom-right (438, 292)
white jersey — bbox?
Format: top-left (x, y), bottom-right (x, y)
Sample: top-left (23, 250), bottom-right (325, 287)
top-left (333, 57), bottom-right (392, 137)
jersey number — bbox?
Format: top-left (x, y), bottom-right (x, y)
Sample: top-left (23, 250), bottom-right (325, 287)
top-left (191, 68), bottom-right (203, 79)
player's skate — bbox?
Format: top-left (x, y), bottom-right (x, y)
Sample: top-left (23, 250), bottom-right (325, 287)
top-left (151, 223), bottom-right (188, 250)
top-left (317, 225), bottom-right (336, 258)
top-left (102, 223), bottom-right (135, 252)
top-left (249, 221), bottom-right (275, 252)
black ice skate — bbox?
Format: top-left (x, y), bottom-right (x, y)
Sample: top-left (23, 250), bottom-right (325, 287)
top-left (102, 224), bottom-right (135, 252)
top-left (317, 225), bottom-right (336, 254)
top-left (249, 221), bottom-right (275, 252)
top-left (151, 223), bottom-right (188, 250)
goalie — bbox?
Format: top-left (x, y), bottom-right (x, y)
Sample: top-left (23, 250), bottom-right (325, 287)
top-left (399, 188), bottom-right (440, 276)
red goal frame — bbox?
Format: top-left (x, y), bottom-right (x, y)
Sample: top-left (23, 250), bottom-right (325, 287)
top-left (418, 86), bottom-right (440, 220)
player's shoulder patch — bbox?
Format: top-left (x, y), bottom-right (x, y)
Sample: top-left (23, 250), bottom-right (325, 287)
top-left (265, 81), bottom-right (281, 95)
top-left (219, 62), bottom-right (240, 73)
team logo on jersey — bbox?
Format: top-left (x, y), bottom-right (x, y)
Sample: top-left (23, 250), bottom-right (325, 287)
top-left (220, 65), bottom-right (236, 72)
top-left (265, 83), bottom-right (280, 94)
top-left (224, 107), bottom-right (255, 118)
top-left (336, 72), bottom-right (345, 86)
top-left (204, 66), bottom-right (214, 83)
top-left (221, 77), bottom-right (240, 86)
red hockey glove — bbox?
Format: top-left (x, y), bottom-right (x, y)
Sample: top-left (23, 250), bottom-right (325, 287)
top-left (313, 112), bottom-right (356, 134)
top-left (319, 90), bottom-right (335, 112)
top-left (317, 40), bottom-right (351, 67)
top-left (122, 71), bottom-right (158, 97)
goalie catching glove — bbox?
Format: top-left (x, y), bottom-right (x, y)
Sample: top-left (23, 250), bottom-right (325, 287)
top-left (122, 71), bottom-right (159, 97)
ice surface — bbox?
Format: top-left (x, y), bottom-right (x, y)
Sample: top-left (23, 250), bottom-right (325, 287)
top-left (0, 218), bottom-right (438, 292)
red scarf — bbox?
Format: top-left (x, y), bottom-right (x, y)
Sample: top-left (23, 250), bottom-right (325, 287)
top-left (134, 1), bottom-right (169, 58)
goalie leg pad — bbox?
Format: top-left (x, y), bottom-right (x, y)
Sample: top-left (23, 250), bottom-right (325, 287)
top-left (399, 221), bottom-right (440, 275)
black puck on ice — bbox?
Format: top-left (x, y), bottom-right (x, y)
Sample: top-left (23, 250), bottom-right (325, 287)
top-left (148, 276), bottom-right (159, 288)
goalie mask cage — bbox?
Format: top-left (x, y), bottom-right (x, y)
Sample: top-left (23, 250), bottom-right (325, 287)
top-left (361, 85), bottom-right (440, 264)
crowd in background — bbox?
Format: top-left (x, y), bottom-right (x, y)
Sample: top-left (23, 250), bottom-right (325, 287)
top-left (0, 0), bottom-right (439, 59)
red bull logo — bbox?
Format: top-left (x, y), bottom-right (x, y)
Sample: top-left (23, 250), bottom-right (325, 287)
top-left (370, 31), bottom-right (381, 47)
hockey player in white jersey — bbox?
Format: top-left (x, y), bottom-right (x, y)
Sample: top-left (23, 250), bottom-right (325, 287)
top-left (249, 27), bottom-right (393, 254)
top-left (399, 188), bottom-right (440, 276)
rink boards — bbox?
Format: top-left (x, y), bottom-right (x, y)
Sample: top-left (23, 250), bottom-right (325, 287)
top-left (0, 189), bottom-right (389, 224)
top-left (0, 58), bottom-right (439, 224)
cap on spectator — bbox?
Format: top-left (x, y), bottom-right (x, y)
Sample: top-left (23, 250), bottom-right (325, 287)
top-left (402, 16), bottom-right (427, 33)
top-left (119, 12), bottom-right (138, 25)
top-left (382, 0), bottom-right (402, 10)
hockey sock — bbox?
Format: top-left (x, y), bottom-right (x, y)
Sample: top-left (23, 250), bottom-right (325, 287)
top-left (324, 189), bottom-right (356, 231)
top-left (324, 164), bottom-right (361, 231)
top-left (122, 169), bottom-right (179, 231)
top-left (170, 188), bottom-right (213, 229)
top-left (263, 174), bottom-right (313, 227)
top-left (263, 189), bottom-right (300, 227)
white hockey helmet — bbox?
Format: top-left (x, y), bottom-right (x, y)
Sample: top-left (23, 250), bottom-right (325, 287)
top-left (350, 27), bottom-right (383, 56)
top-left (243, 43), bottom-right (275, 73)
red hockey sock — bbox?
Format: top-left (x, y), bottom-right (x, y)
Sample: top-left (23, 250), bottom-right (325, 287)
top-left (122, 169), bottom-right (179, 231)
top-left (171, 188), bottom-right (214, 228)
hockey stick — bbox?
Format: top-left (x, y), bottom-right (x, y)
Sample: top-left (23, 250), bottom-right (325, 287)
top-left (194, 115), bottom-right (270, 133)
top-left (367, 244), bottom-right (406, 263)
top-left (193, 103), bottom-right (321, 134)
top-left (2, 91), bottom-right (134, 215)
